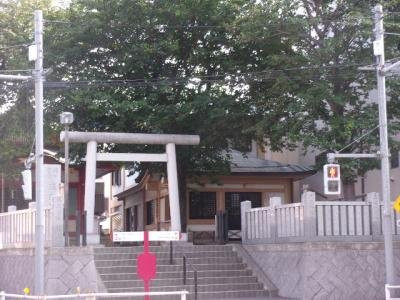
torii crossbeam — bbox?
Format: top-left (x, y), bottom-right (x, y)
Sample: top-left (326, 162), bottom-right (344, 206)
top-left (60, 131), bottom-right (200, 243)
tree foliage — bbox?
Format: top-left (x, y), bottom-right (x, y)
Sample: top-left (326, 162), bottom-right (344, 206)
top-left (0, 0), bottom-right (63, 176)
top-left (2, 0), bottom-right (400, 207)
top-left (244, 1), bottom-right (400, 192)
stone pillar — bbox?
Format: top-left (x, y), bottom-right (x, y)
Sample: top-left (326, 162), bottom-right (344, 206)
top-left (84, 141), bottom-right (99, 244)
top-left (269, 197), bottom-right (282, 242)
top-left (302, 191), bottom-right (316, 239)
top-left (166, 143), bottom-right (181, 232)
top-left (7, 206), bottom-right (16, 212)
top-left (241, 201), bottom-right (251, 243)
top-left (51, 196), bottom-right (64, 247)
top-left (367, 192), bottom-right (381, 239)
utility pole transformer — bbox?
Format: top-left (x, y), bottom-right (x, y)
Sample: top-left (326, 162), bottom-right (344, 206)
top-left (34, 10), bottom-right (45, 295)
top-left (374, 4), bottom-right (395, 285)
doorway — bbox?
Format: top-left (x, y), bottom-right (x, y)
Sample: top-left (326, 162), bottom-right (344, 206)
top-left (225, 192), bottom-right (261, 231)
top-left (125, 205), bottom-right (139, 231)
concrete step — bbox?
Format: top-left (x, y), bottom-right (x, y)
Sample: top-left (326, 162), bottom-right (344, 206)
top-left (193, 289), bottom-right (269, 299)
top-left (95, 256), bottom-right (241, 267)
top-left (94, 243), bottom-right (273, 299)
top-left (106, 290), bottom-right (273, 300)
top-left (100, 269), bottom-right (253, 281)
top-left (104, 275), bottom-right (259, 288)
top-left (94, 245), bottom-right (233, 254)
top-left (97, 262), bottom-right (248, 274)
top-left (94, 250), bottom-right (237, 261)
top-left (107, 282), bottom-right (264, 293)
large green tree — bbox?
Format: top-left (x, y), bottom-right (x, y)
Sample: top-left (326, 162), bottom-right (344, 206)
top-left (245, 0), bottom-right (400, 199)
top-left (42, 0), bottom-right (300, 229)
top-left (0, 0), bottom-right (63, 177)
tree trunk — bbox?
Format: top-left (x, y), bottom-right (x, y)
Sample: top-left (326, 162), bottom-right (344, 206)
top-left (177, 164), bottom-right (187, 233)
top-left (343, 182), bottom-right (356, 201)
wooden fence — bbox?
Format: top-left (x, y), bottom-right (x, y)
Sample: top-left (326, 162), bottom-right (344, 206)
top-left (241, 191), bottom-right (399, 244)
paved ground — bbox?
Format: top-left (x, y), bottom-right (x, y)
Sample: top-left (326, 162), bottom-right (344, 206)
top-left (209, 297), bottom-right (295, 300)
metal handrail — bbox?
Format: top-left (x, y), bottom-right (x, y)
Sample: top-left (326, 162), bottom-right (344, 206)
top-left (0, 290), bottom-right (189, 299)
top-left (182, 254), bottom-right (198, 300)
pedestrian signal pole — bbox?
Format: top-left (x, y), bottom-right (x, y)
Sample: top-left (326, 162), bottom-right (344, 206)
top-left (373, 4), bottom-right (395, 285)
top-left (326, 4), bottom-right (396, 286)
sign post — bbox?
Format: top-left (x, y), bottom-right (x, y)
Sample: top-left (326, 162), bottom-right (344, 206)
top-left (113, 231), bottom-right (181, 300)
top-left (137, 231), bottom-right (156, 300)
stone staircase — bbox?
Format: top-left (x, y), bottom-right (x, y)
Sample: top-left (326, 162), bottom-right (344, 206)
top-left (94, 244), bottom-right (276, 299)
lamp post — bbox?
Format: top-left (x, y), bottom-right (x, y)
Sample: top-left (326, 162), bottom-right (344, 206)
top-left (60, 112), bottom-right (74, 246)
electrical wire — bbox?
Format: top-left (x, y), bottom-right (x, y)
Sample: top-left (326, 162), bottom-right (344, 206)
top-left (0, 43), bottom-right (31, 51)
top-left (0, 69), bottom-right (33, 73)
top-left (41, 73), bottom-right (370, 89)
top-left (385, 32), bottom-right (400, 36)
top-left (338, 125), bottom-right (380, 153)
top-left (53, 62), bottom-right (375, 83)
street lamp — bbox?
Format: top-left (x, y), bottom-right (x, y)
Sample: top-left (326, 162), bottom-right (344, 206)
top-left (60, 112), bottom-right (73, 246)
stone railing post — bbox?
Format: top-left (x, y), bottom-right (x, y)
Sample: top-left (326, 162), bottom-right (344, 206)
top-left (51, 196), bottom-right (64, 247)
top-left (241, 201), bottom-right (251, 243)
top-left (269, 197), bottom-right (281, 242)
top-left (367, 192), bottom-right (381, 239)
top-left (302, 191), bottom-right (316, 240)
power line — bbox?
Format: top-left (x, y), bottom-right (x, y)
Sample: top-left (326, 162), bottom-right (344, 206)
top-left (0, 69), bottom-right (33, 73)
top-left (338, 125), bottom-right (380, 153)
top-left (0, 61), bottom-right (371, 89)
top-left (40, 73), bottom-right (370, 89)
top-left (0, 43), bottom-right (31, 51)
top-left (385, 32), bottom-right (400, 36)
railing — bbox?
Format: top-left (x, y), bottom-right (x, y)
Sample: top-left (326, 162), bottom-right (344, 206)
top-left (0, 291), bottom-right (189, 299)
top-left (182, 254), bottom-right (198, 300)
top-left (0, 207), bottom-right (52, 249)
top-left (315, 201), bottom-right (371, 238)
top-left (385, 284), bottom-right (400, 300)
top-left (242, 191), bottom-right (400, 244)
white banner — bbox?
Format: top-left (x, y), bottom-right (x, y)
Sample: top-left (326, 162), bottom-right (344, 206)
top-left (113, 231), bottom-right (180, 242)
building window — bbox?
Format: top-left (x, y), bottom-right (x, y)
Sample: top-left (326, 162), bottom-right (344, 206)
top-left (146, 200), bottom-right (155, 225)
top-left (112, 170), bottom-right (121, 186)
top-left (189, 191), bottom-right (216, 219)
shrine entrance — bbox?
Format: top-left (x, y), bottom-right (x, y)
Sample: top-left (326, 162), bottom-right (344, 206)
top-left (61, 131), bottom-right (200, 243)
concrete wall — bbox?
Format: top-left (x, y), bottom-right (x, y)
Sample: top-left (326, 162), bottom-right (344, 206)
top-left (355, 168), bottom-right (400, 202)
top-left (0, 246), bottom-right (105, 295)
top-left (243, 242), bottom-right (400, 300)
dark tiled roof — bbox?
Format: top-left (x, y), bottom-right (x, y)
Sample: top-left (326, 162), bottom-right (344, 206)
top-left (229, 150), bottom-right (314, 174)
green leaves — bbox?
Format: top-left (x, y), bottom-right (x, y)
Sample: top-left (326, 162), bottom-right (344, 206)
top-left (2, 0), bottom-right (399, 190)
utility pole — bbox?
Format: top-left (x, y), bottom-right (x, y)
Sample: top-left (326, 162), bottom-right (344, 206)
top-left (34, 10), bottom-right (45, 295)
top-left (374, 4), bottom-right (395, 285)
top-left (1, 173), bottom-right (4, 213)
top-left (327, 4), bottom-right (396, 286)
top-left (0, 10), bottom-right (45, 294)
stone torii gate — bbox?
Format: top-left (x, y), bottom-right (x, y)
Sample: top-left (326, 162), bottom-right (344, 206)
top-left (60, 131), bottom-right (200, 242)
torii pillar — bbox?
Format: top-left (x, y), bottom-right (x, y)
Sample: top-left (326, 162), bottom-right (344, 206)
top-left (60, 132), bottom-right (200, 243)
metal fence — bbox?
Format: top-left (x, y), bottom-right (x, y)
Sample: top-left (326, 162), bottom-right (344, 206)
top-left (242, 191), bottom-right (399, 244)
top-left (0, 291), bottom-right (189, 300)
top-left (0, 207), bottom-right (52, 249)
